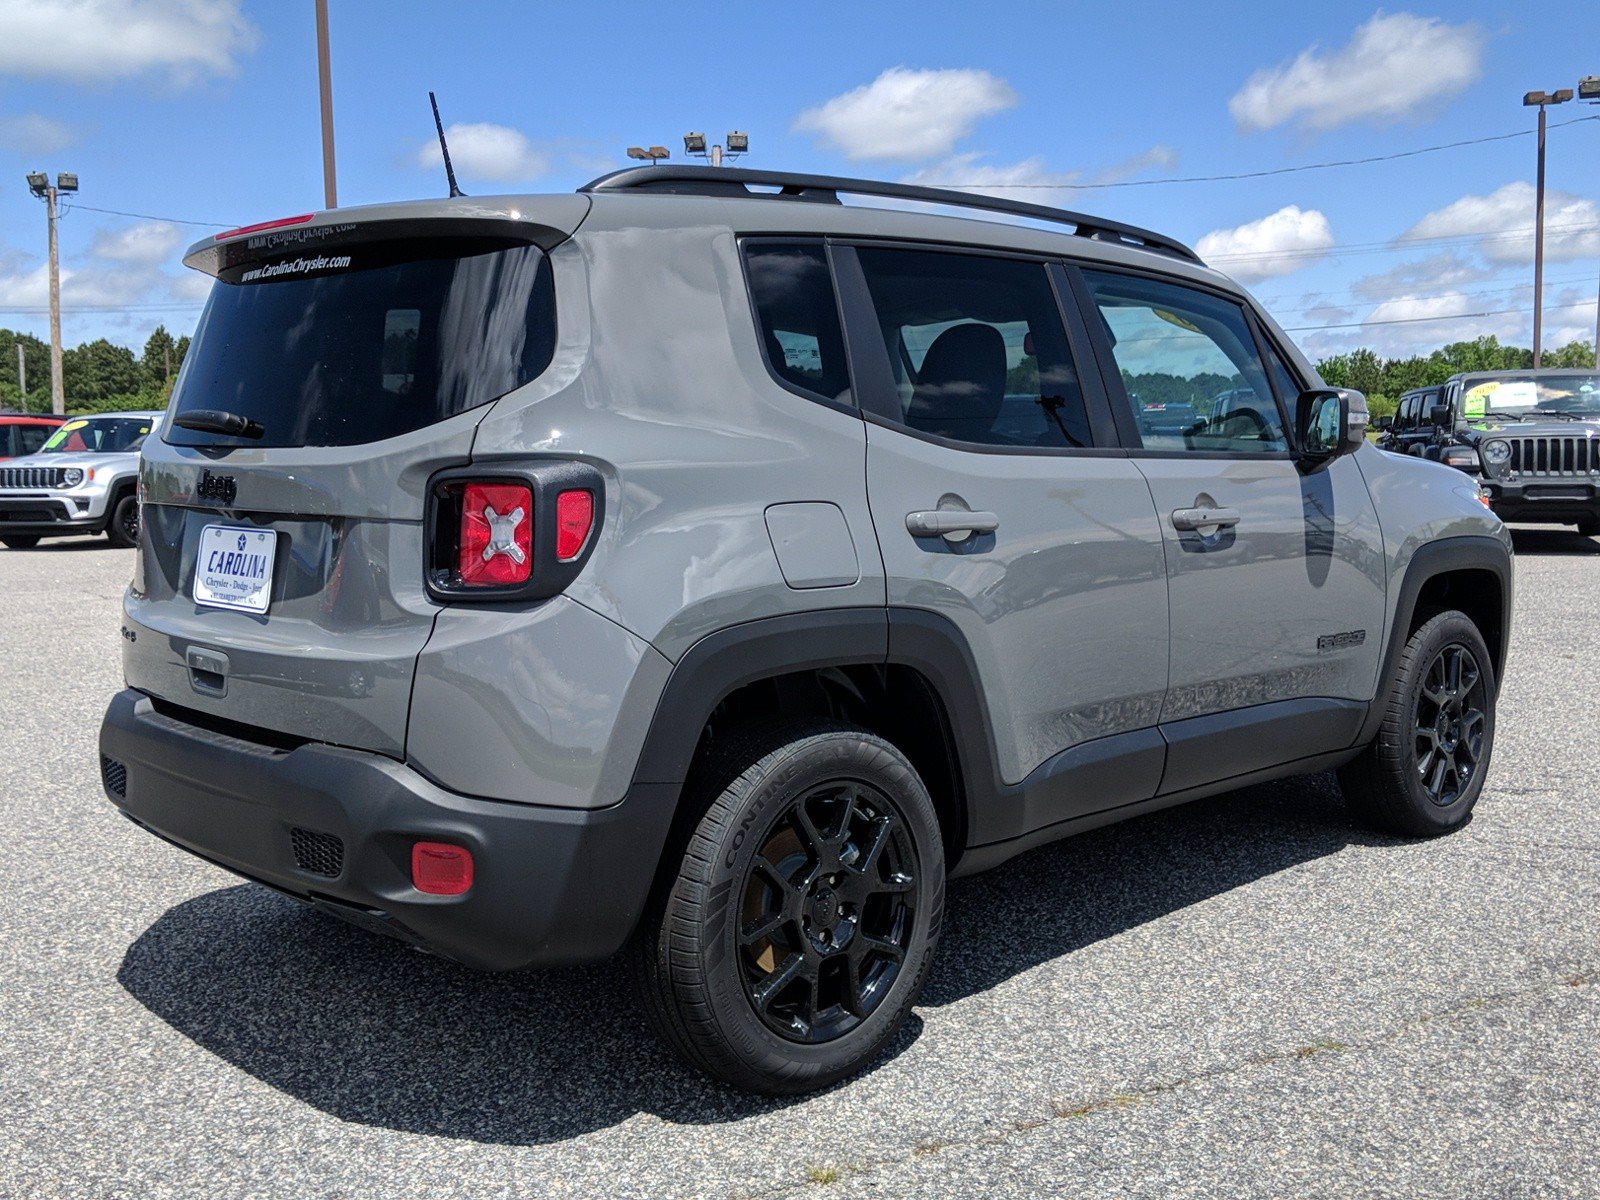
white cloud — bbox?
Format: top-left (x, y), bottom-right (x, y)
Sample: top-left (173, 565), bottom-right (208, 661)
top-left (0, 112), bottom-right (81, 154)
top-left (0, 0), bottom-right (259, 86)
top-left (1197, 206), bottom-right (1335, 282)
top-left (1230, 12), bottom-right (1486, 133)
top-left (1349, 252), bottom-right (1495, 301)
top-left (902, 145), bottom-right (1176, 201)
top-left (794, 67), bottom-right (1017, 162)
top-left (1357, 290), bottom-right (1526, 353)
top-left (1403, 182), bottom-right (1600, 265)
top-left (90, 221), bottom-right (184, 265)
top-left (415, 122), bottom-right (548, 183)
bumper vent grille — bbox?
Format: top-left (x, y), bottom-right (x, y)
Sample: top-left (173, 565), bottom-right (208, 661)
top-left (0, 465), bottom-right (68, 490)
top-left (290, 827), bottom-right (345, 878)
top-left (1507, 435), bottom-right (1600, 476)
top-left (100, 755), bottom-right (127, 798)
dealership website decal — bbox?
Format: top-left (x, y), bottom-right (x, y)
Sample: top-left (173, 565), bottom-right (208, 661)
top-left (241, 254), bottom-right (352, 282)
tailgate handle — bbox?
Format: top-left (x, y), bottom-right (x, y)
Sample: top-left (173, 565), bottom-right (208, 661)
top-left (186, 647), bottom-right (230, 697)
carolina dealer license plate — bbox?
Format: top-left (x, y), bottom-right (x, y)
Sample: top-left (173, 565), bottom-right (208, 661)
top-left (193, 524), bottom-right (279, 614)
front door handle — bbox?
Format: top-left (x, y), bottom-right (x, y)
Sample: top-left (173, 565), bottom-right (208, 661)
top-left (1170, 506), bottom-right (1241, 532)
top-left (906, 510), bottom-right (1000, 539)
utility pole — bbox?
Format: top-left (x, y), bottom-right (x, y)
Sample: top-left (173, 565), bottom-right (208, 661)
top-left (25, 170), bottom-right (76, 414)
top-left (14, 342), bottom-right (26, 412)
top-left (315, 0), bottom-right (337, 208)
top-left (1523, 88), bottom-right (1572, 368)
top-left (1582, 77), bottom-right (1600, 365)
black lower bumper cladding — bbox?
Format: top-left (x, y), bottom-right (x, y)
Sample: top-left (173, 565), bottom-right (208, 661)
top-left (98, 689), bottom-right (677, 970)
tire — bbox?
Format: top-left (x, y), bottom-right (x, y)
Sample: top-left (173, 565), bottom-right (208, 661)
top-left (1577, 517), bottom-right (1600, 537)
top-left (1, 536), bottom-right (41, 549)
top-left (632, 719), bottom-right (945, 1095)
top-left (105, 492), bottom-right (139, 548)
top-left (1338, 610), bottom-right (1496, 837)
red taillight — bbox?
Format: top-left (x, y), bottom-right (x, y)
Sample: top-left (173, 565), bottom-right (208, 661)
top-left (214, 213), bottom-right (315, 241)
top-left (555, 489), bottom-right (594, 561)
top-left (457, 482), bottom-right (533, 586)
top-left (411, 842), bottom-right (474, 895)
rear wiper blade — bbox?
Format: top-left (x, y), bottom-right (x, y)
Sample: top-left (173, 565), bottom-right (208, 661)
top-left (173, 409), bottom-right (265, 439)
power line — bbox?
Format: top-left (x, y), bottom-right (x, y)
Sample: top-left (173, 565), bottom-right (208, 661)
top-left (925, 115), bottom-right (1600, 191)
top-left (58, 203), bottom-right (230, 229)
top-left (1283, 299), bottom-right (1595, 333)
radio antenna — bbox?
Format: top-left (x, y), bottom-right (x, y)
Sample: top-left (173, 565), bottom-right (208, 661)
top-left (429, 91), bottom-right (465, 198)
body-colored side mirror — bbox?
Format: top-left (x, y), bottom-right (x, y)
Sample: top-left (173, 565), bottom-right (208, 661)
top-left (1374, 414), bottom-right (1393, 431)
top-left (1295, 388), bottom-right (1367, 471)
top-left (1430, 405), bottom-right (1453, 429)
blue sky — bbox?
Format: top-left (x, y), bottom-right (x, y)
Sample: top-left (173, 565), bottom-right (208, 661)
top-left (0, 0), bottom-right (1596, 362)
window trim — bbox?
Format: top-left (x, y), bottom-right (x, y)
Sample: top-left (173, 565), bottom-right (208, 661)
top-left (736, 236), bottom-right (859, 416)
top-left (1064, 261), bottom-right (1297, 462)
top-left (829, 240), bottom-right (1125, 457)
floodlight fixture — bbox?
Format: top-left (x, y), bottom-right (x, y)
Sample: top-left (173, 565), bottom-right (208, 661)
top-left (726, 131), bottom-right (748, 153)
top-left (26, 171), bottom-right (48, 196)
top-left (56, 172), bottom-right (78, 193)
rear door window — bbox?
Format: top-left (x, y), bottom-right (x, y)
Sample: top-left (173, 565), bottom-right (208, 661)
top-left (167, 238), bottom-right (555, 449)
top-left (854, 246), bottom-right (1096, 448)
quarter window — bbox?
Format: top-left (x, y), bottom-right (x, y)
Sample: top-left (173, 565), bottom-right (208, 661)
top-left (855, 247), bottom-right (1095, 448)
top-left (1083, 271), bottom-right (1289, 454)
top-left (743, 243), bottom-right (852, 405)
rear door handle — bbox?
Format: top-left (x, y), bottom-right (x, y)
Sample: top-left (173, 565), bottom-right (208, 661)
top-left (905, 510), bottom-right (1000, 539)
top-left (1170, 506), bottom-right (1241, 532)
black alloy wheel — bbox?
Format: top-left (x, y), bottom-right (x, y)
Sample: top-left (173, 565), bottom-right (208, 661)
top-left (738, 779), bottom-right (917, 1044)
top-left (1413, 643), bottom-right (1487, 807)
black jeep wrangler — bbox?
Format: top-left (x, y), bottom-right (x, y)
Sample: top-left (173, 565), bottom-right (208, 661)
top-left (1376, 368), bottom-right (1600, 532)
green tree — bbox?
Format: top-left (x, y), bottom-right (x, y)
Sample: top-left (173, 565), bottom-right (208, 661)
top-left (1545, 341), bottom-right (1597, 369)
top-left (63, 338), bottom-right (141, 404)
top-left (0, 329), bottom-right (51, 411)
top-left (141, 325), bottom-right (178, 395)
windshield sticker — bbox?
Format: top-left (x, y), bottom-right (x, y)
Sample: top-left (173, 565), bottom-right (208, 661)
top-left (60, 419), bottom-right (88, 430)
top-left (240, 254), bottom-right (353, 283)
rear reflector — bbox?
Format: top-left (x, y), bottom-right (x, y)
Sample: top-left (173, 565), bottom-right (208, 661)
top-left (214, 213), bottom-right (315, 241)
top-left (412, 842), bottom-right (474, 895)
top-left (458, 482), bottom-right (533, 586)
top-left (555, 489), bottom-right (594, 561)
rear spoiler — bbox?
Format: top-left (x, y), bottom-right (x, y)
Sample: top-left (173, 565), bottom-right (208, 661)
top-left (182, 195), bottom-right (591, 279)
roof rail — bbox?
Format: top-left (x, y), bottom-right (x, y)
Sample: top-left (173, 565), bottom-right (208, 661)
top-left (579, 165), bottom-right (1202, 265)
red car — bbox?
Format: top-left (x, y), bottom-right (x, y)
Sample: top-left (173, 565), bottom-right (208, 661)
top-left (0, 413), bottom-right (67, 460)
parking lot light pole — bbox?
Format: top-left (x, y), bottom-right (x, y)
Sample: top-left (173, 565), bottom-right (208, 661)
top-left (315, 0), bottom-right (337, 208)
top-left (25, 170), bottom-right (75, 414)
top-left (14, 342), bottom-right (25, 412)
top-left (1523, 88), bottom-right (1573, 368)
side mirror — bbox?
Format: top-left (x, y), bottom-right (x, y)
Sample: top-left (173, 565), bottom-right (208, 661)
top-left (1374, 414), bottom-right (1393, 431)
top-left (1430, 405), bottom-right (1453, 429)
top-left (1295, 388), bottom-right (1366, 471)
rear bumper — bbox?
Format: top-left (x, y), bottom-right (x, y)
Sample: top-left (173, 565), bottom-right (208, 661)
top-left (1481, 478), bottom-right (1600, 524)
top-left (99, 689), bottom-right (678, 970)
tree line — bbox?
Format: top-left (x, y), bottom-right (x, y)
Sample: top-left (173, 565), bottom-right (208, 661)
top-left (1314, 335), bottom-right (1596, 419)
top-left (0, 326), bottom-right (190, 415)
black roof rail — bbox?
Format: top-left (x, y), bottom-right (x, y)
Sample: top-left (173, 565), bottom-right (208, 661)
top-left (579, 165), bottom-right (1203, 265)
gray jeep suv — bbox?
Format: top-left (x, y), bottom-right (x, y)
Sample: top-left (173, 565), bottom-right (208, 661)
top-left (99, 168), bottom-right (1513, 1094)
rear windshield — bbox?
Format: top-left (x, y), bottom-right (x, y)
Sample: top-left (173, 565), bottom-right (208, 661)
top-left (167, 237), bottom-right (555, 448)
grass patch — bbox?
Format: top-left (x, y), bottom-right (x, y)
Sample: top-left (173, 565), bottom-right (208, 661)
top-left (805, 1164), bottom-right (847, 1186)
top-left (1294, 1040), bottom-right (1348, 1059)
top-left (1052, 1094), bottom-right (1141, 1120)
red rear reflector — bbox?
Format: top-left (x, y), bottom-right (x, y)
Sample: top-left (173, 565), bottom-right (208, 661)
top-left (214, 213), bottom-right (315, 241)
top-left (555, 489), bottom-right (594, 561)
top-left (411, 842), bottom-right (474, 895)
top-left (458, 482), bottom-right (533, 585)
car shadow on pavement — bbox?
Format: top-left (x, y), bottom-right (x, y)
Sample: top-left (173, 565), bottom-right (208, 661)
top-left (1507, 528), bottom-right (1600, 556)
top-left (117, 770), bottom-right (1382, 1144)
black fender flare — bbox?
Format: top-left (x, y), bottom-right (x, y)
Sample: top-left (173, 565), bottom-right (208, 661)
top-left (628, 607), bottom-right (1006, 798)
top-left (1355, 533), bottom-right (1512, 748)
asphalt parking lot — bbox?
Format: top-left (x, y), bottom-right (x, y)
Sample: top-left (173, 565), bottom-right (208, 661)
top-left (2, 530), bottom-right (1596, 1199)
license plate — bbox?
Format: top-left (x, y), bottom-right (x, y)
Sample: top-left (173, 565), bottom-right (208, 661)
top-left (193, 524), bottom-right (279, 614)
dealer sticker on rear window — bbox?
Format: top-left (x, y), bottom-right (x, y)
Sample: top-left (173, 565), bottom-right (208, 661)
top-left (193, 524), bottom-right (279, 614)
